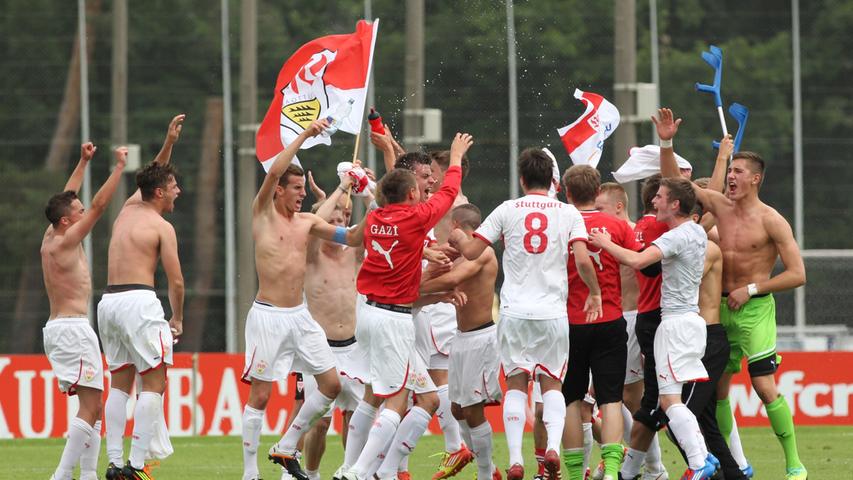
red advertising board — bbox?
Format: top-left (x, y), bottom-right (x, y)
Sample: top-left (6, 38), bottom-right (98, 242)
top-left (1, 352), bottom-right (851, 438)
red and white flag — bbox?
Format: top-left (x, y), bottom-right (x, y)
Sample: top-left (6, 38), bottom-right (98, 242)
top-left (256, 20), bottom-right (379, 171)
top-left (557, 89), bottom-right (620, 168)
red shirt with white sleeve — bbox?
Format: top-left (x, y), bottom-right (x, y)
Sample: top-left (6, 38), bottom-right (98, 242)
top-left (634, 214), bottom-right (669, 314)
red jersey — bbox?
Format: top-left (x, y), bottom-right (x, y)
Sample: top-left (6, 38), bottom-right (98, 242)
top-left (634, 214), bottom-right (669, 313)
top-left (567, 210), bottom-right (640, 324)
top-left (357, 166), bottom-right (462, 304)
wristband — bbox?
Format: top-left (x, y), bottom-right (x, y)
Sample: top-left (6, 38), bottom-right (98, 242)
top-left (332, 226), bottom-right (347, 245)
top-left (747, 283), bottom-right (758, 297)
top-left (659, 138), bottom-right (673, 148)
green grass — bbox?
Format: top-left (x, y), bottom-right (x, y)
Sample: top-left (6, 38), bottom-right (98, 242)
top-left (2, 426), bottom-right (851, 479)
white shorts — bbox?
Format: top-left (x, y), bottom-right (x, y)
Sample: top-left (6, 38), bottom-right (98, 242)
top-left (498, 314), bottom-right (569, 381)
top-left (624, 310), bottom-right (644, 384)
top-left (413, 302), bottom-right (457, 370)
top-left (242, 302), bottom-right (335, 383)
top-left (303, 339), bottom-right (368, 415)
top-left (43, 317), bottom-right (104, 394)
top-left (97, 289), bottom-right (173, 374)
top-left (356, 299), bottom-right (436, 397)
top-left (448, 323), bottom-right (502, 408)
top-left (654, 312), bottom-right (708, 393)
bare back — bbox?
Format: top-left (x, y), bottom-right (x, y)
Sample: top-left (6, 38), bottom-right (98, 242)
top-left (713, 200), bottom-right (784, 291)
top-left (41, 227), bottom-right (91, 318)
top-left (698, 241), bottom-right (723, 325)
top-left (108, 203), bottom-right (171, 286)
top-left (254, 210), bottom-right (315, 307)
top-left (455, 246), bottom-right (498, 332)
top-left (433, 192), bottom-right (469, 244)
top-left (305, 239), bottom-right (361, 340)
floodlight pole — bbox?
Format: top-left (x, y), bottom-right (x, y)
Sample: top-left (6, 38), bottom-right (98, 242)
top-left (78, 0), bottom-right (93, 318)
top-left (506, 0), bottom-right (519, 199)
top-left (792, 0), bottom-right (806, 343)
top-left (222, 0), bottom-right (237, 353)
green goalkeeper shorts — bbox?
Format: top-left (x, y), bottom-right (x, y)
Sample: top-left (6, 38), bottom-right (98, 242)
top-left (720, 293), bottom-right (781, 376)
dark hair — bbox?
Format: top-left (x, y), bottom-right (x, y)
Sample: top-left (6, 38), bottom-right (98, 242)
top-left (45, 191), bottom-right (79, 226)
top-left (378, 168), bottom-right (417, 204)
top-left (452, 203), bottom-right (482, 230)
top-left (277, 164), bottom-right (305, 187)
top-left (137, 162), bottom-right (178, 201)
top-left (518, 148), bottom-right (552, 190)
top-left (660, 177), bottom-right (696, 217)
top-left (394, 151), bottom-right (431, 172)
top-left (641, 174), bottom-right (662, 213)
top-left (599, 182), bottom-right (628, 209)
top-left (732, 151), bottom-right (765, 188)
top-left (690, 198), bottom-right (705, 219)
top-left (563, 165), bottom-right (600, 204)
top-left (429, 150), bottom-right (470, 180)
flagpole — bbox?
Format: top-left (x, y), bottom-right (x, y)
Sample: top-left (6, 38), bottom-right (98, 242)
top-left (506, 0), bottom-right (520, 199)
top-left (221, 0), bottom-right (237, 353)
top-left (78, 0), bottom-right (93, 320)
top-left (347, 132), bottom-right (361, 209)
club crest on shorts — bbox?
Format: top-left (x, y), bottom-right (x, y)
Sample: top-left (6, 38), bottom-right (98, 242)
top-left (255, 360), bottom-right (268, 375)
top-left (83, 365), bottom-right (96, 382)
top-left (279, 49), bottom-right (337, 136)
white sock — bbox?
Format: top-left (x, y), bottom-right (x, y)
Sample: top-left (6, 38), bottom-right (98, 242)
top-left (470, 421), bottom-right (494, 479)
top-left (364, 432), bottom-right (395, 480)
top-left (645, 433), bottom-right (665, 472)
top-left (242, 405), bottom-right (264, 480)
top-left (54, 417), bottom-right (94, 480)
top-left (398, 452), bottom-right (410, 472)
top-left (729, 415), bottom-right (748, 469)
top-left (343, 401), bottom-right (378, 469)
top-left (621, 403), bottom-right (634, 445)
top-left (459, 419), bottom-right (474, 450)
top-left (541, 390), bottom-right (566, 452)
top-left (129, 391), bottom-right (161, 469)
top-left (666, 403), bottom-right (707, 470)
top-left (306, 469), bottom-right (320, 480)
top-left (503, 389), bottom-right (527, 466)
top-left (104, 388), bottom-right (129, 465)
top-left (582, 422), bottom-right (593, 472)
top-left (79, 420), bottom-right (101, 478)
top-left (278, 391), bottom-right (334, 452)
top-left (620, 447), bottom-right (646, 479)
top-left (352, 409), bottom-right (401, 476)
top-left (375, 406), bottom-right (432, 478)
top-left (436, 385), bottom-right (463, 452)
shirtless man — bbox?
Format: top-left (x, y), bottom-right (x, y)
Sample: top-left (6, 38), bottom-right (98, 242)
top-left (656, 107), bottom-right (807, 480)
top-left (98, 114), bottom-right (186, 480)
top-left (42, 144), bottom-right (126, 480)
top-left (239, 119), bottom-right (364, 480)
top-left (420, 203), bottom-right (501, 480)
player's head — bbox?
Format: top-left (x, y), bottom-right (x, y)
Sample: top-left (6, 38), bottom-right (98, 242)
top-left (396, 152), bottom-right (435, 202)
top-left (517, 148), bottom-right (553, 192)
top-left (690, 197), bottom-right (705, 223)
top-left (451, 203), bottom-right (482, 232)
top-left (562, 164), bottom-right (601, 206)
top-left (430, 149), bottom-right (470, 188)
top-left (654, 177), bottom-right (696, 223)
top-left (727, 151), bottom-right (765, 200)
top-left (274, 164), bottom-right (306, 213)
top-left (379, 168), bottom-right (419, 205)
top-left (641, 174), bottom-right (663, 214)
top-left (45, 190), bottom-right (84, 228)
top-left (311, 199), bottom-right (347, 227)
top-left (595, 182), bottom-right (628, 218)
top-left (137, 162), bottom-right (180, 213)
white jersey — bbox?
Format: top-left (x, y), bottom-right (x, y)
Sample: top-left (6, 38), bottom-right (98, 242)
top-left (474, 193), bottom-right (588, 319)
top-left (652, 221), bottom-right (707, 316)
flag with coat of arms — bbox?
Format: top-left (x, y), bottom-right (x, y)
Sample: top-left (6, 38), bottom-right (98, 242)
top-left (557, 89), bottom-right (620, 169)
top-left (256, 20), bottom-right (379, 171)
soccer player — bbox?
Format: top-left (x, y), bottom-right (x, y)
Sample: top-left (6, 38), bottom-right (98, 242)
top-left (239, 119), bottom-right (365, 480)
top-left (339, 133), bottom-right (471, 480)
top-left (41, 143), bottom-right (126, 480)
top-left (421, 203), bottom-right (501, 480)
top-left (656, 107), bottom-right (807, 480)
top-left (561, 165), bottom-right (640, 480)
top-left (590, 176), bottom-right (718, 480)
top-left (449, 148), bottom-right (603, 480)
top-left (98, 114), bottom-right (186, 480)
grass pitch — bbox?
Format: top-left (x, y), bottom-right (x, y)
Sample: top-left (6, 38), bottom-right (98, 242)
top-left (2, 426), bottom-right (851, 479)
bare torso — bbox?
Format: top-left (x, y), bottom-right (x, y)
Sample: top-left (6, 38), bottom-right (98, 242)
top-left (305, 239), bottom-right (360, 340)
top-left (41, 228), bottom-right (91, 319)
top-left (455, 247), bottom-right (498, 332)
top-left (699, 241), bottom-right (723, 325)
top-left (714, 200), bottom-right (780, 292)
top-left (254, 210), bottom-right (314, 307)
top-left (433, 192), bottom-right (469, 244)
top-left (108, 203), bottom-right (169, 285)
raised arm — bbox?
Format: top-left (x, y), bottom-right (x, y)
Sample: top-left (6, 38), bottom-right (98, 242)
top-left (315, 174), bottom-right (353, 221)
top-left (449, 228), bottom-right (489, 260)
top-left (153, 114), bottom-right (186, 165)
top-left (570, 241), bottom-right (604, 322)
top-left (64, 142), bottom-right (96, 193)
top-left (420, 256), bottom-right (484, 294)
top-left (64, 147), bottom-right (128, 245)
top-left (370, 127), bottom-right (399, 173)
top-left (254, 119), bottom-right (327, 215)
top-left (590, 230), bottom-right (663, 270)
top-left (160, 222), bottom-right (185, 337)
top-left (652, 108), bottom-right (682, 179)
top-left (708, 135), bottom-right (733, 193)
top-left (308, 212), bottom-right (365, 247)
